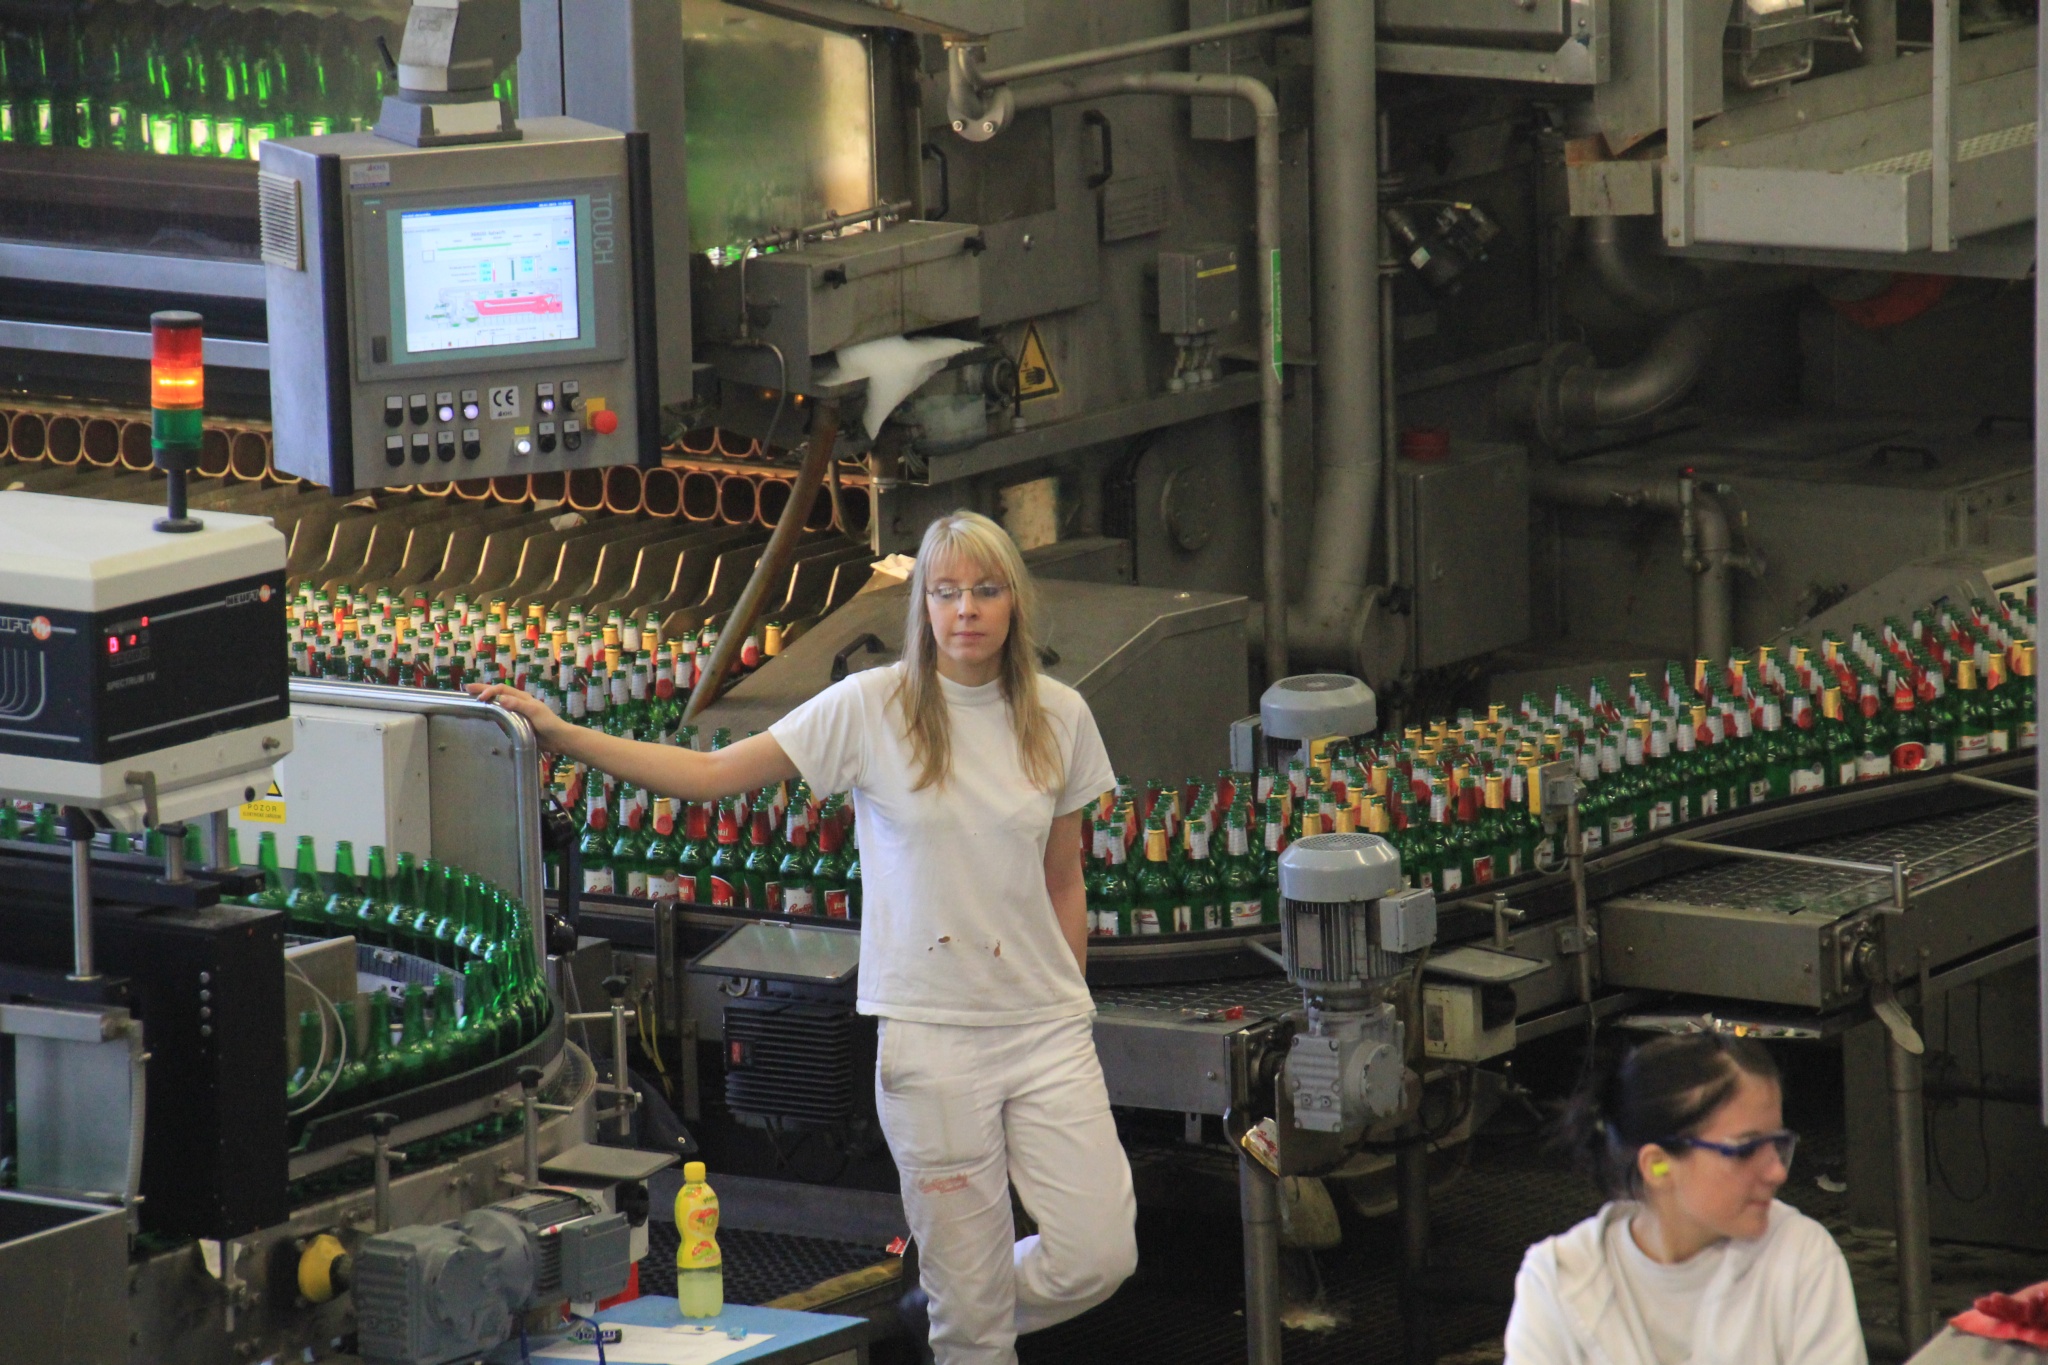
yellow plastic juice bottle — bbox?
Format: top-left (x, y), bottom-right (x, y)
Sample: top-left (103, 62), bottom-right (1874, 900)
top-left (674, 1160), bottom-right (722, 1317)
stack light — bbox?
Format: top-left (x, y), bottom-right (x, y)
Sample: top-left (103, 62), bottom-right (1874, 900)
top-left (150, 309), bottom-right (206, 456)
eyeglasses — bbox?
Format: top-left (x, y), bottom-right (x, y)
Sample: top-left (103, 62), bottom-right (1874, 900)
top-left (925, 583), bottom-right (1009, 605)
top-left (1659, 1129), bottom-right (1799, 1167)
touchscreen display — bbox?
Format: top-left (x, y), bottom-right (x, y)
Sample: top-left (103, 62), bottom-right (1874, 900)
top-left (398, 199), bottom-right (582, 354)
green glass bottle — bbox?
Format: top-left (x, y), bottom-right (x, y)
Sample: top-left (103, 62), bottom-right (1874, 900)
top-left (356, 845), bottom-right (392, 947)
top-left (644, 798), bottom-right (683, 900)
top-left (459, 961), bottom-right (496, 1067)
top-left (393, 981), bottom-right (430, 1091)
top-left (1130, 820), bottom-right (1175, 935)
top-left (706, 800), bottom-right (745, 908)
top-left (0, 802), bottom-right (18, 841)
top-left (363, 990), bottom-right (398, 1099)
top-left (325, 840), bottom-right (364, 933)
top-left (433, 874), bottom-right (467, 966)
top-left (773, 807), bottom-right (813, 915)
top-left (1220, 813), bottom-right (1262, 928)
top-left (678, 801), bottom-right (714, 902)
top-left (1853, 678), bottom-right (1890, 782)
top-left (289, 1009), bottom-right (327, 1099)
top-left (430, 975), bottom-right (462, 1079)
top-left (812, 805), bottom-right (852, 920)
top-left (1888, 677), bottom-right (1930, 775)
top-left (249, 831), bottom-right (289, 909)
top-left (1755, 696), bottom-right (1793, 801)
top-left (1786, 693), bottom-right (1828, 795)
top-left (329, 999), bottom-right (369, 1108)
top-left (741, 804), bottom-right (777, 912)
top-left (844, 817), bottom-right (862, 921)
top-left (1953, 658), bottom-right (1991, 763)
top-left (1177, 820), bottom-right (1221, 932)
top-left (579, 783), bottom-right (615, 894)
top-left (1822, 686), bottom-right (1858, 787)
top-left (1987, 650), bottom-right (2016, 755)
top-left (387, 852), bottom-right (420, 946)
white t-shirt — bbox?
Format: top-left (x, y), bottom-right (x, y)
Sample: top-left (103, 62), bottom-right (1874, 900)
top-left (769, 662), bottom-right (1116, 1025)
top-left (1606, 1214), bottom-right (1725, 1365)
top-left (1505, 1200), bottom-right (1866, 1365)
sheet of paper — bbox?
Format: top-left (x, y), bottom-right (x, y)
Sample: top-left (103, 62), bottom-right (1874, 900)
top-left (529, 1322), bottom-right (775, 1365)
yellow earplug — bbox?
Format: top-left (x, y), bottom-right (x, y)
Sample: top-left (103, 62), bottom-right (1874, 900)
top-left (1649, 1159), bottom-right (1671, 1178)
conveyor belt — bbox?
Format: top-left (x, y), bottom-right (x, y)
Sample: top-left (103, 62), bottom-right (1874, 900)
top-left (1624, 800), bottom-right (2036, 916)
top-left (1092, 977), bottom-right (1298, 1018)
top-left (642, 1223), bottom-right (895, 1306)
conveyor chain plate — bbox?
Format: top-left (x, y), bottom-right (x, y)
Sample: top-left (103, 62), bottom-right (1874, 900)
top-left (1626, 801), bottom-right (2036, 916)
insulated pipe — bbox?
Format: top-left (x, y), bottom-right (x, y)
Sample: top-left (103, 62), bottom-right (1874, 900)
top-left (47, 415), bottom-right (85, 467)
top-left (566, 468), bottom-right (607, 514)
top-left (686, 404), bottom-right (842, 721)
top-left (1527, 464), bottom-right (1756, 663)
top-left (1296, 0), bottom-right (1382, 667)
top-left (678, 428), bottom-right (717, 456)
top-left (996, 71), bottom-right (1282, 678)
top-left (717, 474), bottom-right (759, 525)
top-left (756, 477), bottom-right (793, 527)
top-left (491, 475), bottom-right (533, 505)
top-left (454, 478), bottom-right (493, 502)
top-left (529, 470), bottom-right (567, 506)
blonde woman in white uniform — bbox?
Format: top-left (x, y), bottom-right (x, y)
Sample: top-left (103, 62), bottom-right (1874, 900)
top-left (475, 510), bottom-right (1136, 1365)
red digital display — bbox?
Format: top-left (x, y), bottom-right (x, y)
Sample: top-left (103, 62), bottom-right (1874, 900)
top-left (108, 637), bottom-right (119, 654)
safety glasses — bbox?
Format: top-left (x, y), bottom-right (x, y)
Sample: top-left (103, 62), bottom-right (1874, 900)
top-left (1661, 1129), bottom-right (1800, 1167)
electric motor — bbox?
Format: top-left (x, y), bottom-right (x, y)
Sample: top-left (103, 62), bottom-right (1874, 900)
top-left (1258, 673), bottom-right (1378, 772)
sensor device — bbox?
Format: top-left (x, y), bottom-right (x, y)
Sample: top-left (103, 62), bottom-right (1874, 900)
top-left (0, 492), bottom-right (290, 829)
top-left (262, 117), bottom-right (658, 493)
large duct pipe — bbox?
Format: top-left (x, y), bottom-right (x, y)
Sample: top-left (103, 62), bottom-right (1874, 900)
top-left (566, 468), bottom-right (607, 513)
top-left (602, 465), bottom-right (645, 516)
top-left (717, 474), bottom-right (759, 525)
top-left (46, 415), bottom-right (84, 467)
top-left (491, 475), bottom-right (533, 505)
top-left (454, 478), bottom-right (493, 502)
top-left (1583, 214), bottom-right (1807, 319)
top-left (1528, 463), bottom-right (1762, 663)
top-left (529, 470), bottom-right (568, 506)
top-left (229, 429), bottom-right (267, 481)
top-left (1294, 0), bottom-right (1381, 669)
top-left (81, 417), bottom-right (121, 468)
top-left (1498, 309), bottom-right (1721, 444)
top-left (10, 411), bottom-right (47, 462)
top-left (642, 466), bottom-right (682, 518)
top-left (680, 470), bottom-right (720, 521)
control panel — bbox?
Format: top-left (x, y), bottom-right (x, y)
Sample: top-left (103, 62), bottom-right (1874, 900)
top-left (262, 118), bottom-right (656, 494)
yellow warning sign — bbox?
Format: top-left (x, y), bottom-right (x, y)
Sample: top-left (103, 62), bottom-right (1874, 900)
top-left (1016, 323), bottom-right (1061, 402)
top-left (239, 780), bottom-right (287, 825)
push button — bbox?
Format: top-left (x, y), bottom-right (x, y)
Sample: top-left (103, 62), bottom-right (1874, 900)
top-left (435, 391), bottom-right (456, 424)
top-left (461, 389), bottom-right (481, 421)
top-left (409, 432), bottom-right (431, 464)
top-left (591, 408), bottom-right (619, 437)
top-left (562, 418), bottom-right (583, 452)
top-left (511, 435), bottom-right (535, 458)
top-left (562, 379), bottom-right (582, 412)
top-left (536, 381), bottom-right (557, 416)
top-left (435, 430), bottom-right (457, 462)
top-left (461, 429), bottom-right (482, 460)
top-left (537, 420), bottom-right (558, 455)
top-left (384, 396), bottom-right (406, 428)
top-left (384, 435), bottom-right (407, 467)
top-left (408, 394), bottom-right (429, 426)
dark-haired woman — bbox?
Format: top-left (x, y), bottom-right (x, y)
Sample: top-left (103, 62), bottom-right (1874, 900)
top-left (1505, 1034), bottom-right (1865, 1365)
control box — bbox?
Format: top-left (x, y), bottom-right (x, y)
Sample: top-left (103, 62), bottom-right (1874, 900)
top-left (262, 118), bottom-right (658, 494)
top-left (0, 491), bottom-right (290, 828)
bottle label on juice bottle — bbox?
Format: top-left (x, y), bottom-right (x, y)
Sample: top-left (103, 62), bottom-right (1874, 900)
top-left (680, 1236), bottom-right (722, 1269)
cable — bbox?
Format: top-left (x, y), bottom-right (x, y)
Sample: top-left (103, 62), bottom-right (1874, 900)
top-left (285, 958), bottom-right (349, 1117)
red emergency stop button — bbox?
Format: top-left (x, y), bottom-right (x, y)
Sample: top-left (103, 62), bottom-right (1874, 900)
top-left (592, 409), bottom-right (619, 436)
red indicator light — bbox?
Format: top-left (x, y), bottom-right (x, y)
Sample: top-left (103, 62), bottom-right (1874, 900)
top-left (108, 637), bottom-right (119, 654)
top-left (140, 616), bottom-right (148, 628)
top-left (128, 634), bottom-right (138, 647)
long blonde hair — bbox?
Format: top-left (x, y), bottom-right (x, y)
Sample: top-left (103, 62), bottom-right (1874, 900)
top-left (895, 511), bottom-right (1063, 792)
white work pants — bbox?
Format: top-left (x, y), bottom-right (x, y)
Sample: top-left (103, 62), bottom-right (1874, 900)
top-left (877, 1014), bottom-right (1138, 1365)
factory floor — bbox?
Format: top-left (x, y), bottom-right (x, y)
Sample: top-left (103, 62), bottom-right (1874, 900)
top-left (639, 1029), bottom-right (2048, 1365)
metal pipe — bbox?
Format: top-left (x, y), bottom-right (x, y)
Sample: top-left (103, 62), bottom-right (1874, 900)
top-left (1293, 0), bottom-right (1381, 671)
top-left (1567, 801), bottom-right (1592, 1006)
top-left (1397, 1133), bottom-right (1432, 1365)
top-left (67, 812), bottom-right (97, 981)
top-left (1562, 310), bottom-right (1720, 428)
top-left (1952, 772), bottom-right (2039, 800)
top-left (205, 810), bottom-right (231, 870)
top-left (1239, 1153), bottom-right (1283, 1365)
top-left (1663, 836), bottom-right (1905, 883)
top-left (162, 822), bottom-right (188, 884)
top-left (1931, 0), bottom-right (1956, 251)
top-left (1003, 72), bottom-right (1280, 678)
top-left (1526, 464), bottom-right (1751, 662)
top-left (687, 404), bottom-right (843, 720)
top-left (977, 8), bottom-right (1310, 87)
top-left (1377, 112), bottom-right (1402, 597)
top-left (1888, 1033), bottom-right (1934, 1350)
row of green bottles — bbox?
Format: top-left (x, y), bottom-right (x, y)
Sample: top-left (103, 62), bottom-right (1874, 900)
top-left (577, 786), bottom-right (861, 917)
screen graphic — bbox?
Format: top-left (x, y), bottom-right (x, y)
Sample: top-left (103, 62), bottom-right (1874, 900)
top-left (399, 200), bottom-right (582, 354)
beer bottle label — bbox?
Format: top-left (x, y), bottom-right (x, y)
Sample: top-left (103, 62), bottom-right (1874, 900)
top-left (1203, 905), bottom-right (1224, 932)
top-left (1749, 778), bottom-right (1771, 804)
top-left (1171, 904), bottom-right (1192, 933)
top-left (648, 873), bottom-right (680, 898)
top-left (1790, 766), bottom-right (1826, 795)
top-left (709, 876), bottom-right (736, 907)
top-left (1471, 855), bottom-right (1494, 885)
top-left (626, 870), bottom-right (650, 897)
top-left (824, 890), bottom-right (851, 920)
top-left (1133, 908), bottom-right (1162, 934)
top-left (1956, 731), bottom-right (1990, 762)
top-left (1989, 727), bottom-right (2011, 754)
top-left (1921, 741), bottom-right (1947, 770)
top-left (764, 881), bottom-right (783, 913)
top-left (1649, 800), bottom-right (1674, 830)
top-left (584, 868), bottom-right (616, 893)
top-left (1230, 899), bottom-right (1263, 927)
top-left (1439, 866), bottom-right (1464, 892)
top-left (784, 885), bottom-right (815, 916)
